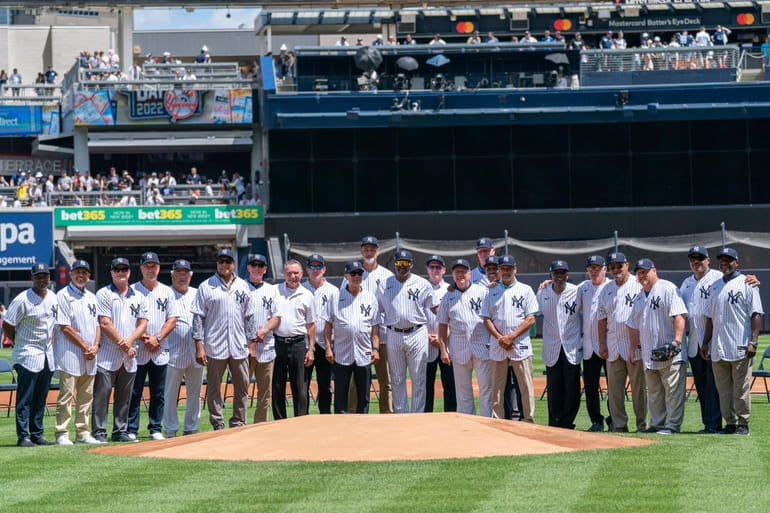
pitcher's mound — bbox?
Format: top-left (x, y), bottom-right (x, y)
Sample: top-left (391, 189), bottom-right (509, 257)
top-left (91, 412), bottom-right (654, 462)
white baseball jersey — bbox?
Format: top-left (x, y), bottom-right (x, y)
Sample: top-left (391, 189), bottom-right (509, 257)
top-left (626, 279), bottom-right (688, 370)
top-left (54, 283), bottom-right (99, 376)
top-left (302, 279), bottom-right (339, 349)
top-left (356, 264), bottom-right (393, 344)
top-left (482, 281), bottom-right (539, 362)
top-left (471, 265), bottom-right (488, 285)
top-left (274, 283), bottom-right (315, 339)
top-left (249, 281), bottom-right (281, 363)
top-left (427, 280), bottom-right (449, 361)
top-left (378, 273), bottom-right (437, 328)
top-left (538, 283), bottom-right (583, 367)
top-left (597, 276), bottom-right (642, 361)
top-left (132, 281), bottom-right (180, 366)
top-left (96, 284), bottom-right (149, 372)
top-left (706, 273), bottom-right (763, 362)
top-left (578, 279), bottom-right (609, 359)
top-left (166, 286), bottom-right (200, 370)
top-left (191, 274), bottom-right (255, 360)
top-left (680, 269), bottom-right (722, 358)
top-left (436, 283), bottom-right (489, 365)
top-left (5, 288), bottom-right (57, 373)
top-left (324, 286), bottom-right (380, 366)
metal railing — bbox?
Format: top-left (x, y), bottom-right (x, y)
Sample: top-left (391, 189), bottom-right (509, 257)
top-left (0, 83), bottom-right (62, 101)
top-left (581, 45), bottom-right (740, 74)
top-left (77, 62), bottom-right (255, 91)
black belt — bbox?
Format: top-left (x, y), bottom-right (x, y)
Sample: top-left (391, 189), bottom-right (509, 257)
top-left (275, 335), bottom-right (305, 344)
top-left (388, 325), bottom-right (423, 334)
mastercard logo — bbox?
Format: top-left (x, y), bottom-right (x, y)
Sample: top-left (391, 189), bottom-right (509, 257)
top-left (455, 21), bottom-right (475, 33)
top-left (554, 19), bottom-right (572, 31)
top-left (736, 13), bottom-right (755, 25)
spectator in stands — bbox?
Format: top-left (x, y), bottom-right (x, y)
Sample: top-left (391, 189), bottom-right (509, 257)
top-left (28, 174), bottom-right (45, 206)
top-left (118, 183), bottom-right (136, 206)
top-left (127, 61), bottom-right (142, 82)
top-left (335, 36), bottom-right (349, 47)
top-left (372, 35), bottom-right (384, 46)
top-left (119, 170), bottom-right (135, 189)
top-left (521, 31), bottom-right (537, 43)
top-left (107, 49), bottom-right (120, 69)
top-left (35, 73), bottom-right (46, 96)
top-left (467, 31), bottom-right (481, 44)
top-left (10, 68), bottom-right (22, 96)
top-left (0, 195), bottom-right (7, 207)
top-left (92, 173), bottom-right (105, 192)
top-left (429, 34), bottom-right (446, 45)
top-left (182, 68), bottom-right (197, 81)
top-left (45, 65), bottom-right (58, 84)
top-left (0, 174), bottom-right (9, 186)
top-left (403, 34), bottom-right (416, 45)
top-left (44, 174), bottom-right (56, 196)
top-left (0, 69), bottom-right (7, 95)
top-left (186, 166), bottom-right (202, 185)
top-left (542, 30), bottom-right (554, 42)
top-left (160, 171), bottom-right (177, 196)
top-left (387, 35), bottom-right (397, 45)
top-left (146, 171), bottom-right (159, 190)
top-left (96, 193), bottom-right (112, 206)
top-left (106, 167), bottom-right (120, 191)
top-left (763, 35), bottom-right (770, 69)
top-left (80, 171), bottom-right (93, 191)
top-left (196, 47), bottom-right (208, 63)
top-left (487, 32), bottom-right (499, 44)
top-left (204, 179), bottom-right (214, 197)
top-left (554, 31), bottom-right (565, 43)
top-left (355, 38), bottom-right (364, 46)
top-left (188, 189), bottom-right (200, 204)
top-left (231, 172), bottom-right (246, 201)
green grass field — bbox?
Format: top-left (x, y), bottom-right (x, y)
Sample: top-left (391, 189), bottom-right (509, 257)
top-left (1, 340), bottom-right (769, 513)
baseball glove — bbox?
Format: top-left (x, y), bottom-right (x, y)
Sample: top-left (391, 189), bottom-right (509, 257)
top-left (650, 342), bottom-right (681, 362)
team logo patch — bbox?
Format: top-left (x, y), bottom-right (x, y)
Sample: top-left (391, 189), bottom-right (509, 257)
top-left (130, 303), bottom-right (142, 317)
top-left (360, 304), bottom-right (372, 316)
top-left (262, 297), bottom-right (274, 310)
top-left (727, 290), bottom-right (744, 305)
top-left (624, 294), bottom-right (635, 307)
top-left (469, 297), bottom-right (482, 313)
top-left (511, 295), bottom-right (525, 309)
top-left (649, 296), bottom-right (662, 310)
top-left (51, 304), bottom-right (58, 319)
top-left (564, 301), bottom-right (577, 315)
top-left (88, 303), bottom-right (97, 317)
top-left (321, 294), bottom-right (329, 306)
top-left (407, 288), bottom-right (420, 301)
top-left (234, 290), bottom-right (248, 304)
top-left (699, 286), bottom-right (710, 300)
top-left (156, 298), bottom-right (168, 312)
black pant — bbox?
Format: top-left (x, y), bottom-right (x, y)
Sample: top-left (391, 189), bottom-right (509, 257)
top-left (272, 336), bottom-right (309, 419)
top-left (128, 360), bottom-right (167, 435)
top-left (582, 352), bottom-right (610, 426)
top-left (425, 353), bottom-right (457, 412)
top-left (547, 349), bottom-right (582, 429)
top-left (689, 353), bottom-right (722, 430)
top-left (305, 343), bottom-right (333, 414)
top-left (333, 362), bottom-right (371, 414)
top-left (503, 366), bottom-right (523, 420)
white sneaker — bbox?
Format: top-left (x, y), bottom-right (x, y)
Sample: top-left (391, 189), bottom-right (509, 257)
top-left (56, 434), bottom-right (74, 446)
top-left (150, 432), bottom-right (166, 441)
top-left (126, 433), bottom-right (137, 441)
top-left (76, 435), bottom-right (104, 444)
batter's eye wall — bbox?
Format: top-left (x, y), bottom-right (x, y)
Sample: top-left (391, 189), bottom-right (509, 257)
top-left (269, 119), bottom-right (769, 214)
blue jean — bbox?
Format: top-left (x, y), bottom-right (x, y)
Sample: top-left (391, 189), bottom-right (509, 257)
top-left (333, 362), bottom-right (371, 414)
top-left (689, 353), bottom-right (722, 430)
top-left (14, 360), bottom-right (53, 441)
top-left (128, 360), bottom-right (167, 435)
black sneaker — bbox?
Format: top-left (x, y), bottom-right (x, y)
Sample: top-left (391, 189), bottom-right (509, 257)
top-left (31, 437), bottom-right (55, 446)
top-left (640, 427), bottom-right (660, 433)
top-left (93, 434), bottom-right (108, 443)
top-left (587, 422), bottom-right (604, 432)
top-left (17, 438), bottom-right (36, 447)
top-left (719, 425), bottom-right (737, 435)
top-left (605, 417), bottom-right (614, 432)
top-left (111, 433), bottom-right (139, 443)
top-left (698, 427), bottom-right (720, 434)
top-left (734, 425), bottom-right (750, 435)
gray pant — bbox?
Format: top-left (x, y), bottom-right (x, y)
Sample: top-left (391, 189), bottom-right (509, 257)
top-left (645, 362), bottom-right (685, 432)
top-left (206, 357), bottom-right (249, 429)
top-left (92, 366), bottom-right (136, 439)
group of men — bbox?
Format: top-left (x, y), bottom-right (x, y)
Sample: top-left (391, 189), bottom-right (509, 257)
top-left (2, 237), bottom-right (762, 447)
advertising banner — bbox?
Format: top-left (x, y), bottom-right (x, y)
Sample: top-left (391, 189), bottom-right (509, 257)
top-left (0, 106), bottom-right (43, 136)
top-left (0, 211), bottom-right (54, 270)
top-left (55, 205), bottom-right (263, 225)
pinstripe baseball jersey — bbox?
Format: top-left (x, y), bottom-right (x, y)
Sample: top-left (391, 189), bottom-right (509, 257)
top-left (482, 281), bottom-right (539, 362)
top-left (190, 273), bottom-right (255, 360)
top-left (359, 264), bottom-right (393, 343)
top-left (249, 281), bottom-right (281, 363)
top-left (436, 283), bottom-right (489, 365)
top-left (54, 283), bottom-right (99, 376)
top-left (578, 279), bottom-right (609, 359)
top-left (471, 265), bottom-right (487, 285)
top-left (166, 286), bottom-right (200, 370)
top-left (597, 275), bottom-right (642, 361)
top-left (378, 274), bottom-right (437, 328)
top-left (324, 286), bottom-right (380, 366)
top-left (5, 288), bottom-right (57, 372)
top-left (626, 279), bottom-right (688, 370)
top-left (680, 269), bottom-right (722, 358)
top-left (132, 281), bottom-right (180, 366)
top-left (302, 279), bottom-right (339, 349)
top-left (538, 283), bottom-right (582, 366)
top-left (427, 280), bottom-right (449, 361)
top-left (706, 273), bottom-right (763, 362)
top-left (274, 283), bottom-right (315, 339)
top-left (96, 284), bottom-right (149, 373)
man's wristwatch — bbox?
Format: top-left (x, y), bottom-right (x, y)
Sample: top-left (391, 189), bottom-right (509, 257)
top-left (372, 347), bottom-right (380, 352)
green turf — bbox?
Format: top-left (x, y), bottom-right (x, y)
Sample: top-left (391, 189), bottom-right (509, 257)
top-left (1, 340), bottom-right (769, 512)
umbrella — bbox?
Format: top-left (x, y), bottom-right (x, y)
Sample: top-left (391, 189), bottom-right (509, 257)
top-left (353, 46), bottom-right (383, 71)
top-left (396, 56), bottom-right (419, 71)
top-left (426, 54), bottom-right (450, 67)
top-left (545, 53), bottom-right (570, 65)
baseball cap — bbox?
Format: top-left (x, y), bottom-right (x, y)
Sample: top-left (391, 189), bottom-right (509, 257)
top-left (111, 257), bottom-right (130, 269)
top-left (140, 252), bottom-right (160, 265)
top-left (476, 237), bottom-right (493, 249)
top-left (688, 246), bottom-right (709, 258)
top-left (361, 235), bottom-right (379, 247)
top-left (451, 258), bottom-right (471, 270)
top-left (31, 262), bottom-right (50, 275)
top-left (716, 247), bottom-right (739, 260)
top-left (216, 248), bottom-right (235, 260)
top-left (307, 253), bottom-right (325, 266)
top-left (71, 259), bottom-right (91, 272)
top-left (497, 255), bottom-right (516, 267)
top-left (607, 252), bottom-right (628, 264)
top-left (634, 258), bottom-right (655, 272)
top-left (586, 255), bottom-right (605, 267)
top-left (426, 255), bottom-right (446, 267)
top-left (395, 250), bottom-right (413, 263)
top-left (550, 260), bottom-right (569, 272)
top-left (173, 259), bottom-right (192, 270)
top-left (485, 255), bottom-right (500, 267)
top-left (344, 261), bottom-right (364, 274)
top-left (248, 254), bottom-right (267, 265)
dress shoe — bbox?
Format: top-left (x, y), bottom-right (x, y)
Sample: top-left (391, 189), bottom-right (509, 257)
top-left (17, 438), bottom-right (36, 447)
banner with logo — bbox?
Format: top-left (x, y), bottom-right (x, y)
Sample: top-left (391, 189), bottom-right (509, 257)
top-left (55, 205), bottom-right (263, 225)
top-left (73, 89), bottom-right (253, 126)
top-left (0, 106), bottom-right (43, 136)
top-left (0, 211), bottom-right (54, 270)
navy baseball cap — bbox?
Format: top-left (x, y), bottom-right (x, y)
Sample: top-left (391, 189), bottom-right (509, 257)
top-left (111, 257), bottom-right (130, 269)
top-left (248, 254), bottom-right (267, 265)
top-left (31, 262), bottom-right (50, 275)
top-left (344, 261), bottom-right (364, 274)
top-left (716, 247), bottom-right (739, 261)
top-left (71, 259), bottom-right (91, 272)
top-left (426, 255), bottom-right (446, 267)
top-left (550, 260), bottom-right (569, 272)
top-left (451, 258), bottom-right (471, 270)
top-left (634, 258), bottom-right (655, 271)
top-left (607, 252), bottom-right (628, 264)
top-left (361, 236), bottom-right (379, 247)
top-left (497, 255), bottom-right (516, 267)
top-left (476, 237), bottom-right (494, 249)
top-left (307, 253), bottom-right (325, 266)
top-left (484, 255), bottom-right (499, 267)
top-left (586, 255), bottom-right (606, 267)
top-left (688, 246), bottom-right (709, 258)
top-left (173, 259), bottom-right (192, 270)
top-left (216, 248), bottom-right (235, 260)
top-left (140, 252), bottom-right (160, 265)
top-left (395, 250), bottom-right (413, 262)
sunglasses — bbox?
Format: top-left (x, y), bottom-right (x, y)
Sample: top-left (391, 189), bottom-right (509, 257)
top-left (249, 262), bottom-right (266, 268)
top-left (217, 258), bottom-right (234, 264)
top-left (307, 264), bottom-right (324, 270)
top-left (395, 260), bottom-right (412, 266)
top-left (349, 270), bottom-right (364, 276)
top-left (112, 267), bottom-right (129, 273)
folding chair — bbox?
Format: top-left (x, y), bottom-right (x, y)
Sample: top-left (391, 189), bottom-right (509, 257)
top-left (0, 358), bottom-right (17, 416)
top-left (750, 346), bottom-right (770, 403)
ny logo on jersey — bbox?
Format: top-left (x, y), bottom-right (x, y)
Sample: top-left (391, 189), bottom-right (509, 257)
top-left (262, 297), bottom-right (274, 310)
top-left (88, 303), bottom-right (97, 317)
top-left (321, 294), bottom-right (329, 306)
top-left (624, 294), bottom-right (635, 307)
top-left (511, 295), bottom-right (526, 309)
top-left (727, 290), bottom-right (744, 305)
top-left (156, 298), bottom-right (168, 312)
top-left (360, 304), bottom-right (372, 316)
top-left (130, 303), bottom-right (142, 317)
top-left (51, 304), bottom-right (59, 319)
top-left (234, 290), bottom-right (247, 304)
top-left (469, 297), bottom-right (482, 313)
top-left (375, 278), bottom-right (381, 288)
top-left (407, 288), bottom-right (420, 301)
top-left (649, 296), bottom-right (662, 310)
top-left (699, 286), bottom-right (710, 300)
top-left (564, 301), bottom-right (577, 315)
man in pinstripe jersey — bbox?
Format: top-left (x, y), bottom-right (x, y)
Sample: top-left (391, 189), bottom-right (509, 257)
top-left (53, 259), bottom-right (102, 445)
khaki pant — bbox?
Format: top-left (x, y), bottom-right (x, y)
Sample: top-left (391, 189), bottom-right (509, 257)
top-left (712, 357), bottom-right (752, 427)
top-left (645, 363), bottom-right (685, 432)
top-left (606, 358), bottom-right (647, 431)
top-left (249, 358), bottom-right (274, 423)
top-left (55, 371), bottom-right (95, 439)
top-left (491, 357), bottom-right (534, 422)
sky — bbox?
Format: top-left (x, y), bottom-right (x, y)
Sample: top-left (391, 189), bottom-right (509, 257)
top-left (134, 7), bottom-right (262, 30)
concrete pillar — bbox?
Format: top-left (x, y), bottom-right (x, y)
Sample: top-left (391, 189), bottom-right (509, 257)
top-left (73, 126), bottom-right (89, 174)
top-left (117, 6), bottom-right (134, 71)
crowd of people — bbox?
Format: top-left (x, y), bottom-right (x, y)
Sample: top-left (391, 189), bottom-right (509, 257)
top-left (0, 65), bottom-right (59, 96)
top-left (2, 235), bottom-right (762, 446)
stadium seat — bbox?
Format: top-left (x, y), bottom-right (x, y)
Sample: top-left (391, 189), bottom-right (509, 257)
top-left (750, 346), bottom-right (770, 403)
